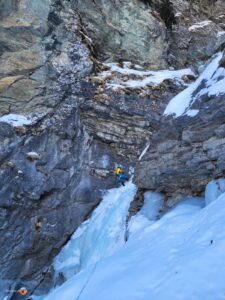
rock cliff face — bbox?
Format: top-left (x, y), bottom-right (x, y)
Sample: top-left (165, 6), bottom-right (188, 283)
top-left (74, 0), bottom-right (225, 69)
top-left (135, 74), bottom-right (225, 203)
top-left (0, 0), bottom-right (96, 295)
top-left (0, 0), bottom-right (225, 297)
top-left (0, 0), bottom-right (92, 116)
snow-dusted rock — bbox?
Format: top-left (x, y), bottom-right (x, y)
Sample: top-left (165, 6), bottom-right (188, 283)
top-left (135, 52), bottom-right (225, 198)
top-left (205, 179), bottom-right (225, 206)
top-left (164, 52), bottom-right (225, 117)
top-left (26, 152), bottom-right (41, 161)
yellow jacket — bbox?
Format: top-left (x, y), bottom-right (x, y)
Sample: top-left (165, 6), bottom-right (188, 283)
top-left (115, 167), bottom-right (122, 175)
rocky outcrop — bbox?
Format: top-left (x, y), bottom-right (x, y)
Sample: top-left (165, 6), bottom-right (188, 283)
top-left (74, 0), bottom-right (225, 69)
top-left (135, 52), bottom-right (225, 203)
top-left (74, 0), bottom-right (167, 68)
top-left (0, 0), bottom-right (92, 116)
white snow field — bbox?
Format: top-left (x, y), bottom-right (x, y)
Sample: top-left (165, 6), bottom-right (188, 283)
top-left (164, 52), bottom-right (225, 117)
top-left (40, 178), bottom-right (225, 300)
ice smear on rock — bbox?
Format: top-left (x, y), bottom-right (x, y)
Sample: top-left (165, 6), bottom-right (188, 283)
top-left (205, 179), bottom-right (225, 206)
top-left (128, 192), bottom-right (164, 236)
top-left (139, 143), bottom-right (150, 161)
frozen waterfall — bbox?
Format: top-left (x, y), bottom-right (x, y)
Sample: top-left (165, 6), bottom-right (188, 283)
top-left (53, 181), bottom-right (137, 281)
top-left (34, 178), bottom-right (225, 300)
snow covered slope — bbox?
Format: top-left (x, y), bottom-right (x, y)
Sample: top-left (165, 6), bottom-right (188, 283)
top-left (41, 179), bottom-right (225, 300)
top-left (164, 52), bottom-right (225, 117)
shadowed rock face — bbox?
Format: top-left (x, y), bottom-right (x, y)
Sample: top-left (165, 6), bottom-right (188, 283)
top-left (134, 53), bottom-right (225, 203)
top-left (0, 0), bottom-right (225, 297)
top-left (0, 0), bottom-right (96, 295)
top-left (0, 102), bottom-right (100, 294)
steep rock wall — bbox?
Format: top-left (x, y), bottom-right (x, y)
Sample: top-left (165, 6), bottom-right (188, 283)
top-left (73, 0), bottom-right (167, 68)
top-left (0, 0), bottom-right (92, 116)
top-left (0, 0), bottom-right (96, 295)
top-left (135, 52), bottom-right (225, 203)
top-left (73, 0), bottom-right (225, 69)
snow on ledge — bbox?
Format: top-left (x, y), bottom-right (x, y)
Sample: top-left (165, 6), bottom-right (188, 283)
top-left (186, 109), bottom-right (199, 117)
top-left (217, 31), bottom-right (225, 38)
top-left (164, 52), bottom-right (224, 118)
top-left (94, 62), bottom-right (195, 90)
top-left (0, 113), bottom-right (34, 126)
top-left (188, 20), bottom-right (212, 32)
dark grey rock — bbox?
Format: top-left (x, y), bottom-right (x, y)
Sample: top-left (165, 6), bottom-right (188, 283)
top-left (135, 91), bottom-right (225, 199)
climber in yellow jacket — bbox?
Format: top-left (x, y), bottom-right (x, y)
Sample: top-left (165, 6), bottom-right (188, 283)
top-left (114, 167), bottom-right (122, 176)
top-left (114, 167), bottom-right (128, 186)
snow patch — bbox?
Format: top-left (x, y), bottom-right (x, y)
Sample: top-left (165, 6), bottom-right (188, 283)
top-left (142, 192), bottom-right (165, 221)
top-left (101, 155), bottom-right (110, 169)
top-left (186, 109), bottom-right (199, 117)
top-left (189, 20), bottom-right (212, 32)
top-left (128, 214), bottom-right (152, 237)
top-left (128, 192), bottom-right (164, 237)
top-left (0, 113), bottom-right (34, 126)
top-left (94, 62), bottom-right (195, 91)
top-left (217, 31), bottom-right (225, 37)
top-left (164, 52), bottom-right (224, 117)
top-left (205, 179), bottom-right (225, 206)
top-left (26, 152), bottom-right (41, 160)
